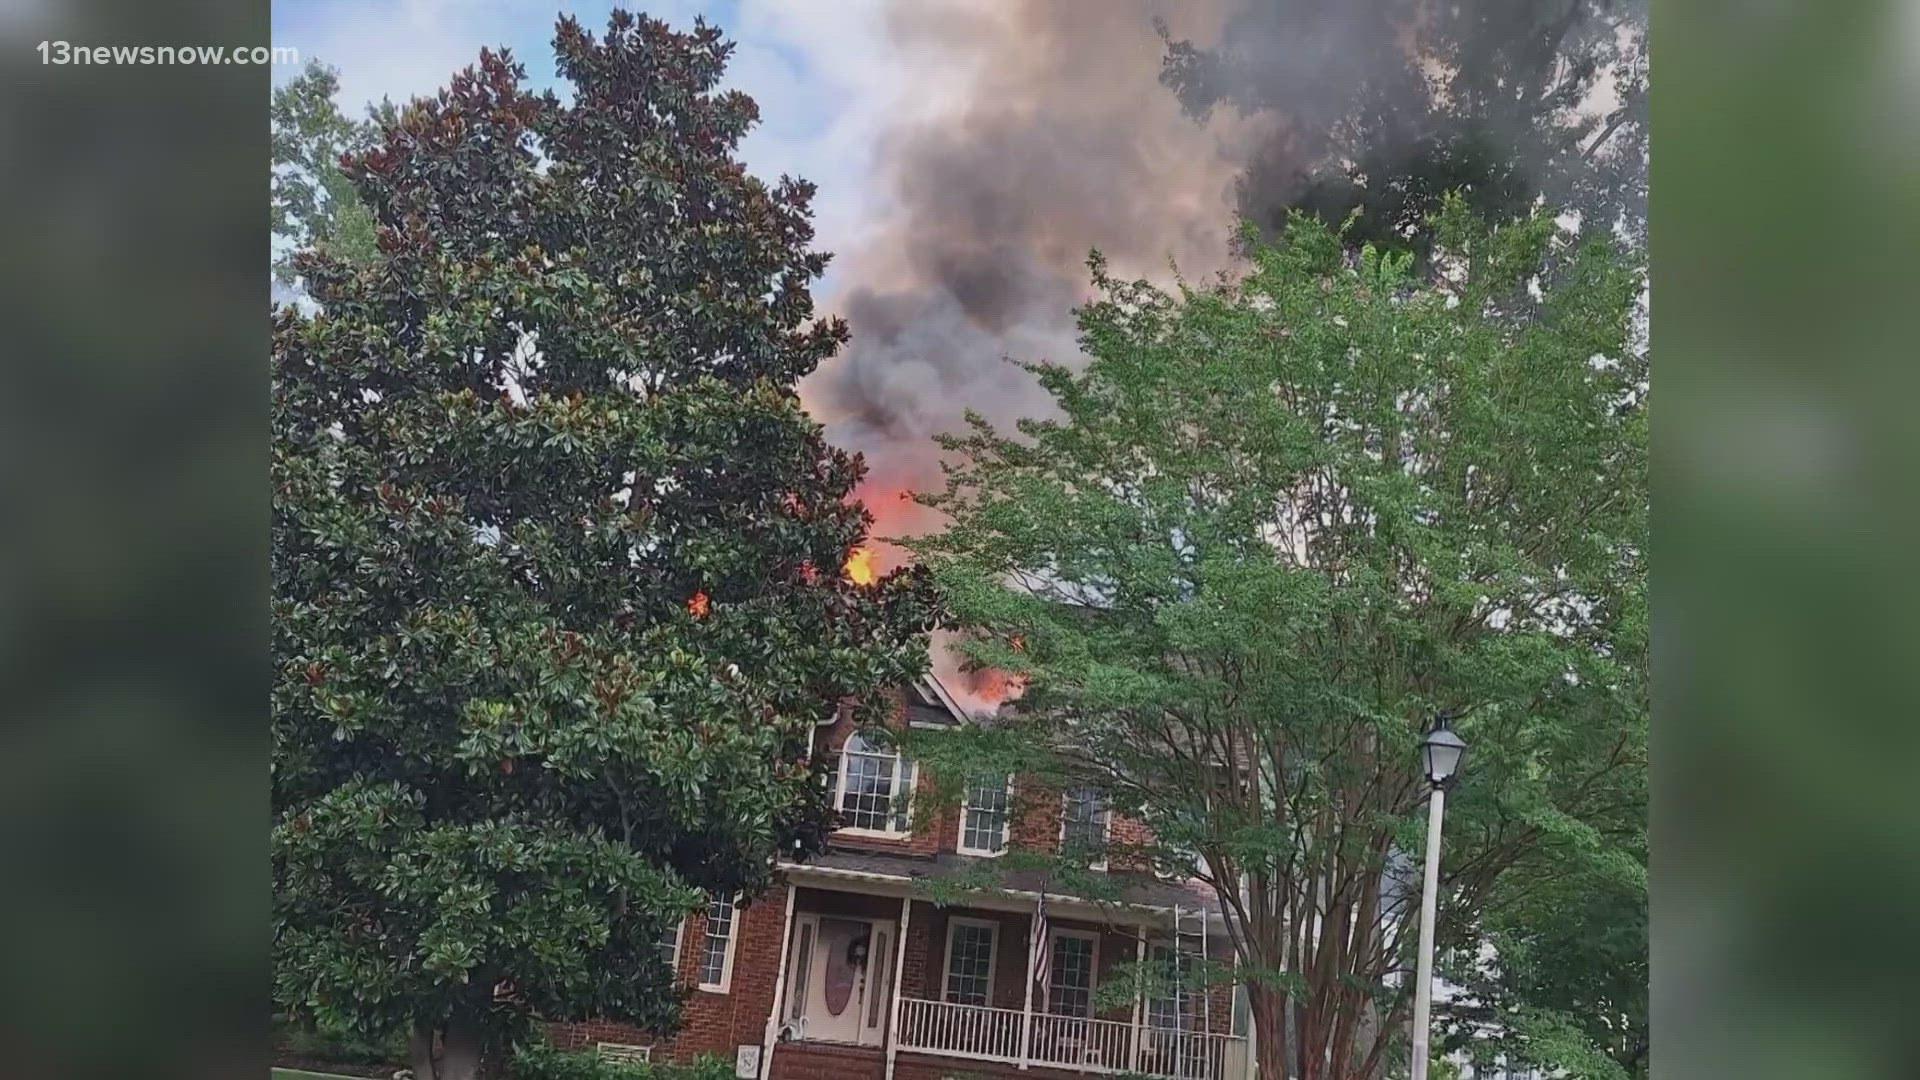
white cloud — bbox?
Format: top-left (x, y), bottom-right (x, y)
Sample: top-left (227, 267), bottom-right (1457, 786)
top-left (272, 0), bottom-right (711, 114)
top-left (270, 0), bottom-right (885, 274)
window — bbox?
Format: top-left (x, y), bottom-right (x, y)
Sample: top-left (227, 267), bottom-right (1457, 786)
top-left (958, 774), bottom-right (1011, 855)
top-left (837, 732), bottom-right (914, 834)
top-left (1045, 929), bottom-right (1098, 1018)
top-left (1145, 936), bottom-right (1201, 1031)
top-left (697, 894), bottom-right (738, 992)
top-left (1060, 786), bottom-right (1110, 868)
top-left (942, 917), bottom-right (999, 1006)
top-left (657, 917), bottom-right (684, 974)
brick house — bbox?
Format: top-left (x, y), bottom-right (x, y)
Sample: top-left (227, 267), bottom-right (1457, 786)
top-left (549, 674), bottom-right (1251, 1080)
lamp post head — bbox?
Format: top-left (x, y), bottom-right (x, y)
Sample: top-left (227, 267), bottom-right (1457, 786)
top-left (1422, 716), bottom-right (1467, 788)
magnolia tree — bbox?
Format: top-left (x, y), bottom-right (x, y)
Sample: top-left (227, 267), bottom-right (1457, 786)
top-left (913, 202), bottom-right (1646, 1080)
top-left (271, 15), bottom-right (937, 1079)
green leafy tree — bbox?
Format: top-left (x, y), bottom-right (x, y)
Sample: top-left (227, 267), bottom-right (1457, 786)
top-left (913, 202), bottom-right (1645, 1080)
top-left (272, 14), bottom-right (938, 1080)
top-left (270, 59), bottom-right (387, 286)
top-left (1439, 835), bottom-right (1648, 1079)
top-left (1160, 0), bottom-right (1648, 258)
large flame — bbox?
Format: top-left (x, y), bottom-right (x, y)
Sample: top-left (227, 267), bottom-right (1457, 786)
top-left (845, 546), bottom-right (877, 586)
top-left (967, 667), bottom-right (1026, 707)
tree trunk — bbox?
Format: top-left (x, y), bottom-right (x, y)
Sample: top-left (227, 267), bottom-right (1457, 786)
top-left (439, 1013), bottom-right (486, 1080)
top-left (410, 1023), bottom-right (437, 1080)
top-left (409, 1015), bottom-right (487, 1080)
top-left (1250, 984), bottom-right (1291, 1080)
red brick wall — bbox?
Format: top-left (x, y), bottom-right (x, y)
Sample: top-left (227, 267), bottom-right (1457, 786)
top-left (766, 1040), bottom-right (882, 1080)
top-left (818, 689), bottom-right (1170, 876)
top-left (908, 903), bottom-right (1033, 1012)
top-left (1008, 779), bottom-right (1061, 854)
top-left (819, 691), bottom-right (953, 858)
top-left (547, 882), bottom-right (793, 1065)
top-left (1106, 812), bottom-right (1154, 873)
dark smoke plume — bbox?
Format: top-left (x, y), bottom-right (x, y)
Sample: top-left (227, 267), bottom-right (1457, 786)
top-left (1162, 0), bottom-right (1650, 256)
top-left (796, 0), bottom-right (1645, 706)
top-left (799, 0), bottom-right (1254, 555)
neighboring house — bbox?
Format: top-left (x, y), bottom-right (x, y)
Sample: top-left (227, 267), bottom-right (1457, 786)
top-left (548, 673), bottom-right (1251, 1080)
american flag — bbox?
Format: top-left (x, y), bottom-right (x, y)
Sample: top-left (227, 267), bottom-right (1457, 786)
top-left (1029, 888), bottom-right (1051, 1011)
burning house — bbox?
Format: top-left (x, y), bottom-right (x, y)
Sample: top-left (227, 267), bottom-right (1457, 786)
top-left (547, 669), bottom-right (1250, 1080)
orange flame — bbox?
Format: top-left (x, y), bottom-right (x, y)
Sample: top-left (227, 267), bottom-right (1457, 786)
top-left (967, 667), bottom-right (1025, 706)
top-left (845, 546), bottom-right (877, 586)
top-left (688, 591), bottom-right (710, 618)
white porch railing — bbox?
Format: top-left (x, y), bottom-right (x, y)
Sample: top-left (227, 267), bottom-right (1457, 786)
top-left (899, 997), bottom-right (1025, 1063)
top-left (895, 997), bottom-right (1249, 1080)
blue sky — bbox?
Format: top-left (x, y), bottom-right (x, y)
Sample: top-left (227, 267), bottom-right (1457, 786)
top-left (270, 0), bottom-right (918, 290)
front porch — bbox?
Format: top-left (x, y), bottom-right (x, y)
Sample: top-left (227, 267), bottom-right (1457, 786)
top-left (897, 997), bottom-right (1245, 1078)
top-left (768, 867), bottom-right (1249, 1080)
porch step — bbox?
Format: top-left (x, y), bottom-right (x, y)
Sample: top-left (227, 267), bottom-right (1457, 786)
top-left (768, 1040), bottom-right (885, 1080)
top-left (893, 1051), bottom-right (1111, 1080)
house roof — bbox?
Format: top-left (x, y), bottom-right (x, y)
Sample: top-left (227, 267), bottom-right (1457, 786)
top-left (906, 672), bottom-right (967, 727)
top-left (785, 846), bottom-right (1223, 922)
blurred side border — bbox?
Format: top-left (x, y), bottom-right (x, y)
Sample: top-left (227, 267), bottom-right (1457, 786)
top-left (0, 0), bottom-right (268, 1078)
top-left (2, 0), bottom-right (1917, 1078)
top-left (1658, 2), bottom-right (1920, 1079)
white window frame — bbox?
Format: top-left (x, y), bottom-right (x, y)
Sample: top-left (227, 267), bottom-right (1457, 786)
top-left (1044, 927), bottom-right (1101, 1018)
top-left (941, 916), bottom-right (1001, 1006)
top-left (658, 916), bottom-right (684, 976)
top-left (835, 732), bottom-right (916, 837)
top-left (956, 774), bottom-right (1013, 856)
top-left (1059, 787), bottom-right (1111, 871)
top-left (697, 893), bottom-right (740, 993)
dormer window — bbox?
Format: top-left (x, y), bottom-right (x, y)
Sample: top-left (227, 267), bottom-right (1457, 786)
top-left (836, 732), bottom-right (914, 835)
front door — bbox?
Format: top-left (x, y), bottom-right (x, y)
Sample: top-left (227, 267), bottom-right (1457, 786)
top-left (782, 913), bottom-right (897, 1046)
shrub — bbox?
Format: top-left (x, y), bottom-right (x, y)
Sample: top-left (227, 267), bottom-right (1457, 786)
top-left (510, 1043), bottom-right (733, 1080)
top-left (274, 1014), bottom-right (407, 1066)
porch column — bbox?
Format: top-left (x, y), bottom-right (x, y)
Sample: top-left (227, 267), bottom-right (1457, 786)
top-left (1017, 910), bottom-right (1037, 1070)
top-left (756, 884), bottom-right (799, 1079)
top-left (883, 895), bottom-right (912, 1080)
top-left (1129, 924), bottom-right (1148, 1074)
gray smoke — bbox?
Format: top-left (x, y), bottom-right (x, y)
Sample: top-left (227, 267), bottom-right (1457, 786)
top-left (800, 0), bottom-right (1256, 553)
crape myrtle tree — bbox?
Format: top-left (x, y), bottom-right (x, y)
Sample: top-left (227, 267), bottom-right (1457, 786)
top-left (1437, 831), bottom-right (1648, 1079)
top-left (912, 201), bottom-right (1645, 1080)
top-left (271, 14), bottom-right (938, 1080)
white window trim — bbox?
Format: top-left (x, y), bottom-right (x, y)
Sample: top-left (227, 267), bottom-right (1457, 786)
top-left (941, 916), bottom-right (1002, 1006)
top-left (1044, 926), bottom-right (1101, 1017)
top-left (697, 894), bottom-right (740, 993)
top-left (956, 774), bottom-right (1014, 857)
top-left (1059, 789), bottom-right (1112, 871)
top-left (659, 916), bottom-right (685, 975)
top-left (834, 735), bottom-right (916, 838)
